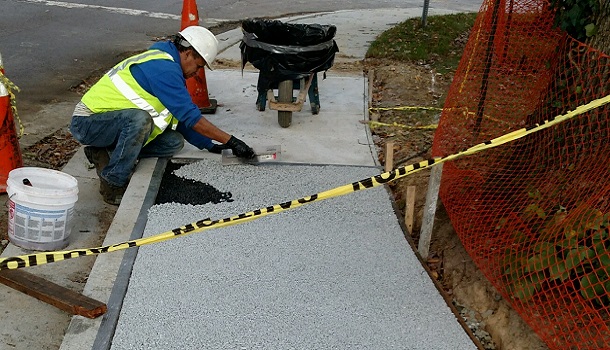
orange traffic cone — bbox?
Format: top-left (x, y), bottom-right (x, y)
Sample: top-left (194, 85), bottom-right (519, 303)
top-left (0, 52), bottom-right (23, 193)
top-left (181, 0), bottom-right (217, 114)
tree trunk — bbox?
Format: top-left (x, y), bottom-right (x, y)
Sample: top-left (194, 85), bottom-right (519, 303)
top-left (587, 0), bottom-right (610, 52)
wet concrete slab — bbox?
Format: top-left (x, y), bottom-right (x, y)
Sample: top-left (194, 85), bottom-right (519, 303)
top-left (175, 69), bottom-right (377, 167)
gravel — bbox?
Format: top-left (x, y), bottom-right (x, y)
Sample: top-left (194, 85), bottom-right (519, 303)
top-left (110, 159), bottom-right (476, 350)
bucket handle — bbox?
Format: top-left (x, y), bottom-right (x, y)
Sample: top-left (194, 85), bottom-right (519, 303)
top-left (4, 193), bottom-right (16, 208)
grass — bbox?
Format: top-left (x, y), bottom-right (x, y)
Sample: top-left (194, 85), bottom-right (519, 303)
top-left (366, 12), bottom-right (478, 73)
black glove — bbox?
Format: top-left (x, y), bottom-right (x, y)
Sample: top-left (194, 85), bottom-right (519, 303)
top-left (207, 143), bottom-right (230, 154)
top-left (226, 136), bottom-right (255, 159)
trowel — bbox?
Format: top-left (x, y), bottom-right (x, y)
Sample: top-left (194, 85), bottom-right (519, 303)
top-left (221, 145), bottom-right (281, 165)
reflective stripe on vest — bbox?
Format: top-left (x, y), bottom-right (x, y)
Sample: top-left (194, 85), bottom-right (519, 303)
top-left (81, 50), bottom-right (179, 144)
top-left (107, 72), bottom-right (172, 130)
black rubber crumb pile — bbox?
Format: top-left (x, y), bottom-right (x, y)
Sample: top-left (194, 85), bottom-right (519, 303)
top-left (155, 160), bottom-right (234, 205)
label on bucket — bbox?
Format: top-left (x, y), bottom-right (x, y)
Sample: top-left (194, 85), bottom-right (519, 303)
top-left (8, 200), bottom-right (74, 244)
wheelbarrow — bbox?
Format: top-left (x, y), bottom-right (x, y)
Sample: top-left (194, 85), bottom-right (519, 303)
top-left (240, 19), bottom-right (339, 128)
top-left (254, 72), bottom-right (320, 127)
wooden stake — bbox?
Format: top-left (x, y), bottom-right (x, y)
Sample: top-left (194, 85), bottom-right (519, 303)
top-left (384, 141), bottom-right (394, 172)
top-left (404, 186), bottom-right (416, 235)
top-left (418, 163), bottom-right (443, 259)
top-left (0, 269), bottom-right (107, 319)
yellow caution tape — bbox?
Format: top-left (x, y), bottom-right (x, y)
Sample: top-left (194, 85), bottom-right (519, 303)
top-left (1, 93), bottom-right (609, 270)
top-left (361, 120), bottom-right (438, 130)
top-left (0, 68), bottom-right (20, 94)
top-left (370, 106), bottom-right (443, 112)
top-left (0, 69), bottom-right (25, 137)
top-left (369, 105), bottom-right (508, 125)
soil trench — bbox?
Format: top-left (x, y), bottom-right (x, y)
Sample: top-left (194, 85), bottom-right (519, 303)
top-left (364, 58), bottom-right (548, 350)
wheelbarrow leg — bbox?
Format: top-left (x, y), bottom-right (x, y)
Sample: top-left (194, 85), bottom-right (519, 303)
top-left (308, 73), bottom-right (320, 115)
top-left (277, 79), bottom-right (293, 128)
top-left (255, 73), bottom-right (268, 111)
top-left (256, 91), bottom-right (267, 111)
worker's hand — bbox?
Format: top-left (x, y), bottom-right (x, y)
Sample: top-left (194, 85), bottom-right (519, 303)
top-left (227, 136), bottom-right (256, 159)
top-left (208, 143), bottom-right (230, 154)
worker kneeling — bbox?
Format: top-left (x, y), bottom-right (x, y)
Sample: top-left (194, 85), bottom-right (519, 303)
top-left (70, 26), bottom-right (255, 205)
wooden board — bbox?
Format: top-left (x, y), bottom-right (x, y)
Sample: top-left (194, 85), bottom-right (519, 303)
top-left (0, 269), bottom-right (107, 319)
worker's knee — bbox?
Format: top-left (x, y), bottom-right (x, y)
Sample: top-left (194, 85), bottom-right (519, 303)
top-left (139, 129), bottom-right (184, 158)
top-left (163, 130), bottom-right (185, 153)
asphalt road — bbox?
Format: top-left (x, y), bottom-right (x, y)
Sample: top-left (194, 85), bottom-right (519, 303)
top-left (0, 0), bottom-right (182, 113)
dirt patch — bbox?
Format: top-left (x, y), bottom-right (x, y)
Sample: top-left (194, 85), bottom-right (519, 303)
top-left (362, 58), bottom-right (548, 350)
top-left (21, 128), bottom-right (80, 170)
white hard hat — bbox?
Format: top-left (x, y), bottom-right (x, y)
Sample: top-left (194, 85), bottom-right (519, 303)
top-left (178, 26), bottom-right (219, 70)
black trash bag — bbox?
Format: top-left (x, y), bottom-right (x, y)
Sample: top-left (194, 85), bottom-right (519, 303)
top-left (241, 18), bottom-right (337, 46)
top-left (240, 18), bottom-right (339, 90)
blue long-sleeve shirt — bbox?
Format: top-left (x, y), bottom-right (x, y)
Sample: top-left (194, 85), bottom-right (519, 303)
top-left (130, 41), bottom-right (215, 150)
top-left (176, 121), bottom-right (214, 149)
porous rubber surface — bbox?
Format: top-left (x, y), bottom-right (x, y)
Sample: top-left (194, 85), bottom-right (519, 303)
top-left (111, 159), bottom-right (475, 350)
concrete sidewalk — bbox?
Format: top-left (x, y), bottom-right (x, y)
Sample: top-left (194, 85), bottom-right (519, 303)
top-left (1, 7), bottom-right (480, 350)
top-left (111, 160), bottom-right (474, 350)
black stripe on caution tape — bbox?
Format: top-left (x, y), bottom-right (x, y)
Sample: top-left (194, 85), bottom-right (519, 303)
top-left (1, 93), bottom-right (609, 270)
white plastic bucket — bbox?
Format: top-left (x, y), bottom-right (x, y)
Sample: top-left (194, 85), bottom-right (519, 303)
top-left (6, 167), bottom-right (79, 251)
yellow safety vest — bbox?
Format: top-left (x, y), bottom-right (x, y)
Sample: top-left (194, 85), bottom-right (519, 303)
top-left (81, 50), bottom-right (178, 144)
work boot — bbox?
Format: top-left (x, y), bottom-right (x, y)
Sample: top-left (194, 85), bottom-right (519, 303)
top-left (99, 177), bottom-right (127, 206)
top-left (84, 146), bottom-right (110, 177)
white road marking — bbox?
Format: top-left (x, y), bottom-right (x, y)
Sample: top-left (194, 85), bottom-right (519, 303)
top-left (18, 0), bottom-right (181, 20)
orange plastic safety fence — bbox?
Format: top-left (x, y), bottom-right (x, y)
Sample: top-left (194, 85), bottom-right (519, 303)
top-left (432, 0), bottom-right (610, 349)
